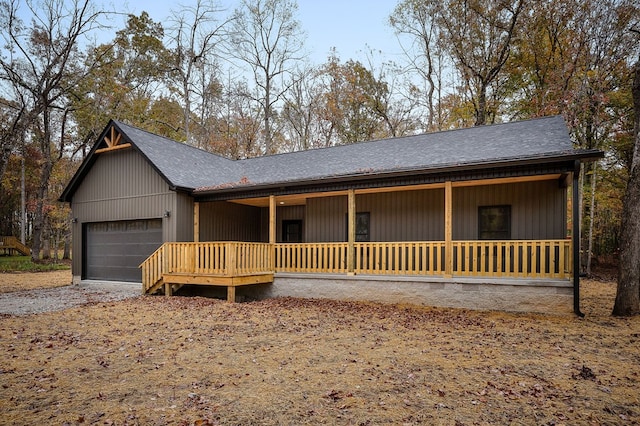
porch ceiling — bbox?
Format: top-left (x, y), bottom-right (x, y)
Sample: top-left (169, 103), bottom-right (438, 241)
top-left (229, 174), bottom-right (563, 208)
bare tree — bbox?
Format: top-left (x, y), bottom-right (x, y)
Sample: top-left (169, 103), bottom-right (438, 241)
top-left (166, 0), bottom-right (231, 148)
top-left (230, 0), bottom-right (305, 155)
top-left (390, 0), bottom-right (446, 131)
top-left (0, 0), bottom-right (106, 261)
top-left (281, 65), bottom-right (323, 151)
top-left (438, 0), bottom-right (524, 126)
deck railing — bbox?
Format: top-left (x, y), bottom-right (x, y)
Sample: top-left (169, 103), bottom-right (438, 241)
top-left (354, 242), bottom-right (447, 275)
top-left (141, 239), bottom-right (572, 292)
top-left (452, 239), bottom-right (572, 279)
top-left (275, 243), bottom-right (349, 273)
top-left (141, 242), bottom-right (273, 293)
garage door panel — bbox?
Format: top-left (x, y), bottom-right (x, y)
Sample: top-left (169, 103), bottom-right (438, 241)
top-left (85, 219), bottom-right (162, 282)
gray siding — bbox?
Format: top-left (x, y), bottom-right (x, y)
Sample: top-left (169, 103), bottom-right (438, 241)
top-left (306, 196), bottom-right (348, 242)
top-left (199, 201), bottom-right (262, 242)
top-left (305, 189), bottom-right (445, 242)
top-left (303, 182), bottom-right (565, 243)
top-left (358, 190), bottom-right (444, 241)
top-left (452, 180), bottom-right (567, 240)
top-left (70, 149), bottom-right (178, 277)
top-left (174, 192), bottom-right (194, 242)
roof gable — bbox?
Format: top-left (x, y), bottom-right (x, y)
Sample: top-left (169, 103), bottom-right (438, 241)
top-left (59, 120), bottom-right (240, 202)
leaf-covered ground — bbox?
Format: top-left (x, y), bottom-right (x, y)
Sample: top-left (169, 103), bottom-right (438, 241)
top-left (0, 270), bottom-right (71, 293)
top-left (0, 277), bottom-right (638, 425)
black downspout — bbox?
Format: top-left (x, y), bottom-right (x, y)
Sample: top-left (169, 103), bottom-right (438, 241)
top-left (573, 160), bottom-right (585, 317)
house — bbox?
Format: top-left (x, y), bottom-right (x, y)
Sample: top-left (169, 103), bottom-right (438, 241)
top-left (59, 116), bottom-right (602, 315)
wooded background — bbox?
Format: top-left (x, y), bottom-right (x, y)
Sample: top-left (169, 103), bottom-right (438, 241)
top-left (0, 0), bottom-right (638, 274)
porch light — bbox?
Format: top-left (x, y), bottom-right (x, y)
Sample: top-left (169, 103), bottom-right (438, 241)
top-left (163, 210), bottom-right (171, 218)
top-left (279, 201), bottom-right (285, 205)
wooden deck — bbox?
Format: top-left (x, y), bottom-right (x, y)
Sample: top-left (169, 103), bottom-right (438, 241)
top-left (140, 240), bottom-right (572, 301)
top-left (141, 242), bottom-right (274, 302)
top-left (0, 236), bottom-right (30, 256)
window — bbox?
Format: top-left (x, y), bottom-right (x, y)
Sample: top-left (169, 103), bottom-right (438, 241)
top-left (282, 220), bottom-right (303, 243)
top-left (478, 205), bottom-right (511, 240)
top-left (345, 212), bottom-right (370, 242)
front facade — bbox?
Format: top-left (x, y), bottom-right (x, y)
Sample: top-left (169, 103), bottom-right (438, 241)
top-left (60, 116), bottom-right (602, 314)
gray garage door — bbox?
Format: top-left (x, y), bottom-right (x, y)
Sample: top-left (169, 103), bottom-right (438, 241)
top-left (85, 219), bottom-right (163, 282)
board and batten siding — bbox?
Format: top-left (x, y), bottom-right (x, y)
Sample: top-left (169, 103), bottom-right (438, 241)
top-left (305, 189), bottom-right (445, 242)
top-left (199, 201), bottom-right (262, 242)
top-left (70, 149), bottom-right (190, 278)
top-left (304, 181), bottom-right (566, 243)
top-left (452, 180), bottom-right (567, 240)
top-left (305, 196), bottom-right (349, 242)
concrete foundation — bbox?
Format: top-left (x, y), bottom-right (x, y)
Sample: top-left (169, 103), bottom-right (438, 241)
top-left (241, 273), bottom-right (573, 315)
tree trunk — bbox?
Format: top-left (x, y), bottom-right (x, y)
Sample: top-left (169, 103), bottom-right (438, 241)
top-left (31, 157), bottom-right (53, 262)
top-left (475, 82), bottom-right (487, 126)
top-left (42, 239), bottom-right (51, 260)
top-left (586, 161), bottom-right (597, 275)
top-left (63, 231), bottom-right (71, 260)
top-left (613, 58), bottom-right (640, 316)
top-left (21, 150), bottom-right (26, 244)
top-left (63, 211), bottom-right (71, 260)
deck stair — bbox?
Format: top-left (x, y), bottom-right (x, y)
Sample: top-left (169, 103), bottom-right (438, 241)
top-left (140, 242), bottom-right (274, 302)
top-left (0, 236), bottom-right (31, 256)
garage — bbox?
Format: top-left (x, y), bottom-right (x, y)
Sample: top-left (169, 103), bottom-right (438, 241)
top-left (84, 219), bottom-right (163, 282)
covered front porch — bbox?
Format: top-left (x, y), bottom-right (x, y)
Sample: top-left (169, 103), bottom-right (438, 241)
top-left (140, 173), bottom-right (578, 312)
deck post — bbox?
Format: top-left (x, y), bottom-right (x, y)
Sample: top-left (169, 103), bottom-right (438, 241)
top-left (194, 202), bottom-right (200, 242)
top-left (227, 286), bottom-right (236, 303)
top-left (269, 195), bottom-right (276, 245)
top-left (347, 189), bottom-right (356, 275)
top-left (269, 195), bottom-right (276, 270)
top-left (444, 181), bottom-right (453, 277)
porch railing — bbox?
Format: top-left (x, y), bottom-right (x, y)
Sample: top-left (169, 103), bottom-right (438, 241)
top-left (142, 239), bottom-right (572, 292)
top-left (141, 242), bottom-right (273, 293)
top-left (452, 240), bottom-right (572, 279)
top-left (275, 243), bottom-right (349, 273)
top-left (354, 242), bottom-right (447, 275)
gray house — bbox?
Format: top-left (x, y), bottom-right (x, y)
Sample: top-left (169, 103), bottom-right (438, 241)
top-left (60, 116), bottom-right (601, 314)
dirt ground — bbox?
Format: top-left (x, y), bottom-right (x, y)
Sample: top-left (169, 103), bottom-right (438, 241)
top-left (0, 270), bottom-right (71, 293)
top-left (0, 273), bottom-right (638, 425)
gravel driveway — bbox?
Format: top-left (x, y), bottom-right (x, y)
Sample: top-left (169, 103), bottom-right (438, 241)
top-left (0, 281), bottom-right (141, 316)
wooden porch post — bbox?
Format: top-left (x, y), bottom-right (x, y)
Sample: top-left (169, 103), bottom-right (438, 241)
top-left (347, 189), bottom-right (356, 275)
top-left (269, 195), bottom-right (276, 270)
top-left (444, 181), bottom-right (453, 278)
top-left (269, 195), bottom-right (276, 244)
top-left (193, 202), bottom-right (200, 243)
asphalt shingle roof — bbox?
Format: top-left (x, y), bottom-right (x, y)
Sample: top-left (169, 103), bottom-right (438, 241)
top-left (61, 115), bottom-right (595, 202)
top-left (232, 115), bottom-right (575, 188)
top-left (114, 121), bottom-right (241, 190)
